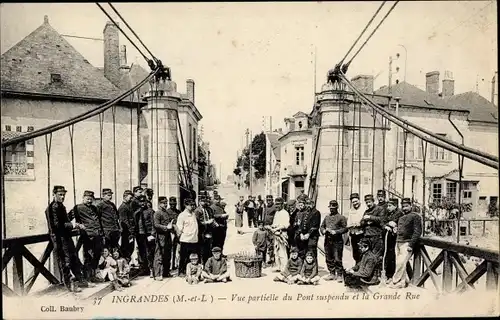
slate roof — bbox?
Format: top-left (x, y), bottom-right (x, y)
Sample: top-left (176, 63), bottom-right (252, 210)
top-left (118, 63), bottom-right (151, 98)
top-left (443, 92), bottom-right (498, 124)
top-left (293, 111), bottom-right (309, 118)
top-left (1, 17), bottom-right (123, 100)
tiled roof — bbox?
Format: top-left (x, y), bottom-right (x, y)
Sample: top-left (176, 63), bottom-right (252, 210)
top-left (1, 17), bottom-right (123, 100)
top-left (293, 111), bottom-right (309, 118)
top-left (443, 92), bottom-right (498, 124)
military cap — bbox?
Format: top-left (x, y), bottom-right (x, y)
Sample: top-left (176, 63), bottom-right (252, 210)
top-left (169, 196), bottom-right (177, 201)
top-left (266, 195), bottom-right (273, 199)
top-left (83, 190), bottom-right (95, 198)
top-left (305, 251), bottom-right (315, 257)
top-left (52, 185), bottom-right (67, 194)
top-left (189, 253), bottom-right (199, 260)
top-left (328, 200), bottom-right (339, 208)
top-left (290, 247), bottom-right (299, 253)
top-left (123, 190), bottom-right (133, 197)
top-left (275, 197), bottom-right (284, 203)
top-left (388, 198), bottom-right (399, 206)
top-left (401, 198), bottom-right (412, 205)
top-left (145, 188), bottom-right (154, 196)
top-left (377, 189), bottom-right (386, 197)
top-left (349, 193), bottom-right (360, 200)
top-left (211, 246), bottom-right (222, 253)
top-left (297, 194), bottom-right (308, 201)
top-left (214, 194), bottom-right (224, 200)
top-left (184, 198), bottom-right (195, 206)
top-left (364, 194), bottom-right (374, 201)
top-left (158, 196), bottom-right (168, 203)
top-left (137, 195), bottom-right (147, 202)
top-left (220, 201), bottom-right (227, 207)
top-left (287, 199), bottom-right (296, 207)
top-left (133, 186), bottom-right (143, 193)
top-left (297, 198), bottom-right (306, 204)
top-left (102, 188), bottom-right (113, 195)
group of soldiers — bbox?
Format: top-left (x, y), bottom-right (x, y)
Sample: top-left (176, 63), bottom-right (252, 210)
top-left (45, 184), bottom-right (229, 292)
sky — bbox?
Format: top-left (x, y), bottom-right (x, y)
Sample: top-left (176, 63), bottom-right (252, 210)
top-left (1, 1), bottom-right (497, 181)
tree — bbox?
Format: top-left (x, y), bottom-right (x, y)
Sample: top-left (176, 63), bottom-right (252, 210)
top-left (233, 167), bottom-right (241, 176)
top-left (233, 131), bottom-right (267, 181)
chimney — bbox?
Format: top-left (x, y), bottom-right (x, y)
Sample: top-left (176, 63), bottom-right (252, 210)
top-left (186, 79), bottom-right (195, 104)
top-left (103, 21), bottom-right (121, 87)
top-left (351, 75), bottom-right (374, 94)
top-left (425, 71), bottom-right (440, 95)
top-left (119, 45), bottom-right (130, 72)
top-left (442, 70), bottom-right (454, 97)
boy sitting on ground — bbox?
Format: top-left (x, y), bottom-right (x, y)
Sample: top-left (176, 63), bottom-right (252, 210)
top-left (112, 248), bottom-right (131, 287)
top-left (202, 247), bottom-right (231, 283)
top-left (186, 253), bottom-right (203, 284)
top-left (273, 247), bottom-right (303, 285)
top-left (297, 251), bottom-right (320, 285)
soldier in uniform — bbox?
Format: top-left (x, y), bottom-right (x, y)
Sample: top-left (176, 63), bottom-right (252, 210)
top-left (168, 196), bottom-right (181, 270)
top-left (382, 198), bottom-right (404, 283)
top-left (134, 195), bottom-right (155, 277)
top-left (262, 195), bottom-right (276, 266)
top-left (211, 194), bottom-right (229, 255)
top-left (153, 196), bottom-right (175, 280)
top-left (97, 188), bottom-right (121, 250)
top-left (69, 190), bottom-right (104, 283)
top-left (360, 194), bottom-right (384, 258)
top-left (118, 190), bottom-right (135, 262)
top-left (376, 190), bottom-right (388, 216)
top-left (347, 193), bottom-right (366, 264)
top-left (195, 193), bottom-right (216, 264)
top-left (145, 188), bottom-right (154, 209)
top-left (45, 185), bottom-right (86, 292)
top-left (131, 186), bottom-right (143, 215)
top-left (295, 196), bottom-right (321, 260)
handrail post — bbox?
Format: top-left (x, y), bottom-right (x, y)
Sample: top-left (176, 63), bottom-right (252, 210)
top-left (412, 244), bottom-right (422, 285)
top-left (442, 250), bottom-right (453, 293)
top-left (12, 248), bottom-right (24, 296)
top-left (485, 262), bottom-right (499, 291)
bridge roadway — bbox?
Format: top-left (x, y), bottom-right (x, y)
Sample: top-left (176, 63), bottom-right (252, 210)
top-left (3, 183), bottom-right (498, 319)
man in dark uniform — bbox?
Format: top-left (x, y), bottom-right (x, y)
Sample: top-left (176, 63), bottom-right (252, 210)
top-left (360, 194), bottom-right (384, 258)
top-left (145, 188), bottom-right (154, 208)
top-left (262, 195), bottom-right (276, 265)
top-left (153, 196), bottom-right (175, 280)
top-left (295, 197), bottom-right (321, 259)
top-left (344, 239), bottom-right (380, 290)
top-left (243, 195), bottom-right (257, 228)
top-left (320, 200), bottom-right (348, 282)
top-left (382, 198), bottom-right (404, 283)
top-left (118, 190), bottom-right (135, 262)
top-left (135, 195), bottom-right (155, 277)
top-left (69, 190), bottom-right (104, 283)
top-left (45, 185), bottom-right (85, 292)
top-left (131, 186), bottom-right (143, 214)
top-left (256, 195), bottom-right (265, 222)
top-left (195, 192), bottom-right (216, 264)
top-left (211, 194), bottom-right (229, 255)
top-left (167, 196), bottom-right (181, 270)
top-left (97, 188), bottom-right (121, 250)
top-left (286, 199), bottom-right (298, 257)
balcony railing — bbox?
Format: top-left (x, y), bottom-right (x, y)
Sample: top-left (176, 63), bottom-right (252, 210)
top-left (287, 164), bottom-right (308, 176)
top-left (4, 161), bottom-right (27, 176)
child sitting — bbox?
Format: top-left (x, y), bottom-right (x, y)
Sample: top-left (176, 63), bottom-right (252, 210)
top-left (297, 251), bottom-right (320, 285)
top-left (273, 247), bottom-right (303, 284)
top-left (112, 248), bottom-right (131, 288)
top-left (202, 247), bottom-right (231, 283)
top-left (97, 247), bottom-right (122, 291)
top-left (186, 253), bottom-right (203, 284)
top-left (252, 220), bottom-right (269, 265)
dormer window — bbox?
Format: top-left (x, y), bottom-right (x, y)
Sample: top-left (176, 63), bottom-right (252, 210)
top-left (50, 73), bottom-right (62, 83)
top-left (298, 121), bottom-right (303, 129)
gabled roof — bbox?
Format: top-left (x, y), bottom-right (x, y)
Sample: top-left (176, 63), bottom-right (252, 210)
top-left (118, 63), bottom-right (150, 98)
top-left (443, 92), bottom-right (498, 124)
top-left (1, 17), bottom-right (122, 100)
top-left (266, 132), bottom-right (282, 161)
top-left (293, 111), bottom-right (309, 118)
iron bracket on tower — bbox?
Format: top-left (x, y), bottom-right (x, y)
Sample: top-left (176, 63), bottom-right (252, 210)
top-left (154, 59), bottom-right (172, 82)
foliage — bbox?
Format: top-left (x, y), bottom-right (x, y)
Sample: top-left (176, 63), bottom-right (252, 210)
top-left (428, 196), bottom-right (473, 214)
top-left (233, 131), bottom-right (267, 180)
top-left (233, 167), bottom-right (241, 176)
top-left (488, 200), bottom-right (499, 217)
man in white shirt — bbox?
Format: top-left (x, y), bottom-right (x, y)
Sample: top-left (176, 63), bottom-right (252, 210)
top-left (347, 193), bottom-right (366, 264)
top-left (174, 198), bottom-right (199, 277)
top-left (269, 197), bottom-right (289, 272)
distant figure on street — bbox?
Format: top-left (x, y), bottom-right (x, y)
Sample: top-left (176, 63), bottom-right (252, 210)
top-left (211, 195), bottom-right (229, 254)
top-left (235, 196), bottom-right (245, 229)
top-left (244, 195), bottom-right (257, 228)
top-left (134, 195), bottom-right (155, 277)
top-left (253, 220), bottom-right (270, 262)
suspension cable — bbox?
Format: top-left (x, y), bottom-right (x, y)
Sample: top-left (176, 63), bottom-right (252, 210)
top-left (99, 113), bottom-right (104, 198)
top-left (402, 130), bottom-right (407, 197)
top-left (44, 133), bottom-right (53, 206)
top-left (95, 3), bottom-right (152, 66)
top-left (339, 1), bottom-right (386, 66)
top-left (349, 103), bottom-right (356, 205)
top-left (155, 81), bottom-right (160, 198)
top-left (2, 68), bottom-right (160, 148)
top-left (335, 110), bottom-right (341, 200)
top-left (340, 73), bottom-right (499, 169)
top-left (107, 3), bottom-right (158, 63)
top-left (340, 110), bottom-right (345, 214)
top-left (68, 125), bottom-right (76, 206)
top-left (129, 94), bottom-right (133, 189)
top-left (345, 1), bottom-right (399, 67)
top-left (112, 106), bottom-right (118, 196)
top-left (358, 102), bottom-right (362, 193)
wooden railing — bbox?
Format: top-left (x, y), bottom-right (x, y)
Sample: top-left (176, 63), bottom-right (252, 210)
top-left (2, 230), bottom-right (82, 296)
top-left (409, 236), bottom-right (499, 294)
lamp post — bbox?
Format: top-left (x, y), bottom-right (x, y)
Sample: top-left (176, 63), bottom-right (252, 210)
top-left (398, 44), bottom-right (408, 83)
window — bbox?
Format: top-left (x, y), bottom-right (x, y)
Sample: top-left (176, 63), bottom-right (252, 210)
top-left (298, 121), bottom-right (303, 129)
top-left (4, 142), bottom-right (27, 176)
top-left (463, 191), bottom-right (472, 199)
top-left (429, 134), bottom-right (452, 161)
top-left (354, 130), bottom-right (372, 160)
top-left (446, 182), bottom-right (457, 200)
top-left (50, 73), bottom-right (62, 83)
top-left (398, 131), bottom-right (423, 161)
top-left (295, 146), bottom-right (304, 165)
top-left (432, 183), bottom-right (442, 202)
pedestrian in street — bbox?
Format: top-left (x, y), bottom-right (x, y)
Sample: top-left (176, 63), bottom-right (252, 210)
top-left (211, 195), bottom-right (229, 254)
top-left (295, 197), bottom-right (321, 260)
top-left (320, 200), bottom-right (347, 282)
top-left (97, 188), bottom-right (121, 250)
top-left (263, 194), bottom-right (276, 265)
top-left (361, 194), bottom-right (384, 258)
top-left (167, 196), bottom-right (181, 270)
top-left (195, 194), bottom-right (216, 264)
top-left (69, 190), bottom-right (104, 283)
top-left (344, 239), bottom-right (379, 290)
top-left (153, 196), bottom-right (175, 280)
top-left (244, 195), bottom-right (257, 228)
top-left (269, 197), bottom-right (289, 272)
top-left (347, 193), bottom-right (365, 264)
top-left (175, 198), bottom-right (199, 276)
top-left (382, 198), bottom-right (404, 284)
top-left (134, 195), bottom-right (155, 277)
top-left (45, 185), bottom-right (86, 292)
top-left (118, 190), bottom-right (136, 263)
top-left (388, 198), bottom-right (422, 289)
top-left (252, 220), bottom-right (269, 263)
top-left (235, 196), bottom-right (245, 230)
top-left (256, 195), bottom-right (265, 222)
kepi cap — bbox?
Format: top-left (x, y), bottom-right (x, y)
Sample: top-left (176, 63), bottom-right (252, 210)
top-left (364, 194), bottom-right (374, 201)
top-left (401, 198), bottom-right (412, 205)
top-left (211, 247), bottom-right (222, 253)
top-left (133, 186), bottom-right (143, 193)
top-left (350, 193), bottom-right (360, 200)
top-left (53, 185), bottom-right (67, 194)
top-left (388, 198), bottom-right (399, 206)
top-left (158, 196), bottom-right (168, 203)
top-left (328, 200), bottom-right (338, 208)
top-left (377, 189), bottom-right (386, 197)
top-left (102, 188), bottom-right (113, 195)
top-left (123, 190), bottom-right (133, 197)
top-left (290, 247), bottom-right (299, 253)
top-left (83, 190), bottom-right (95, 198)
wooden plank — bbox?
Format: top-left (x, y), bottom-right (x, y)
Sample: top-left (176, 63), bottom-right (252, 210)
top-left (419, 247), bottom-right (441, 292)
top-left (2, 230), bottom-right (79, 248)
top-left (24, 242), bottom-right (54, 293)
top-left (455, 260), bottom-right (488, 293)
top-left (449, 253), bottom-right (474, 291)
top-left (412, 247), bottom-right (422, 285)
top-left (442, 251), bottom-right (453, 293)
top-left (20, 245), bottom-right (59, 291)
top-left (419, 236), bottom-right (499, 262)
top-left (485, 261), bottom-right (499, 291)
top-left (12, 249), bottom-right (24, 295)
top-left (2, 247), bottom-right (14, 271)
top-left (2, 283), bottom-right (18, 297)
top-left (416, 250), bottom-right (444, 287)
